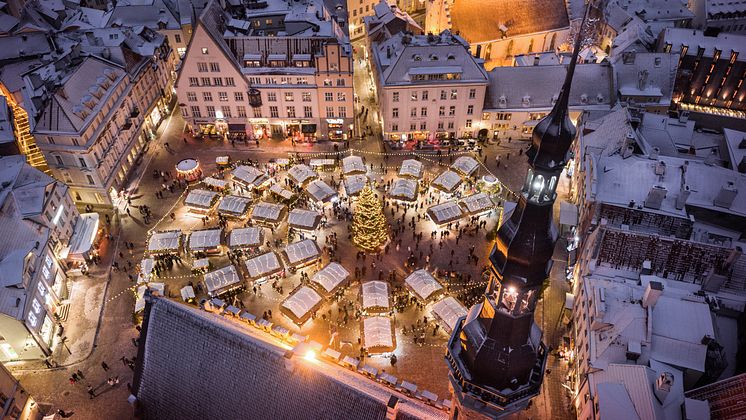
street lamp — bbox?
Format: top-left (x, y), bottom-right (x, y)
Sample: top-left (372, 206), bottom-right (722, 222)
top-left (60, 336), bottom-right (72, 355)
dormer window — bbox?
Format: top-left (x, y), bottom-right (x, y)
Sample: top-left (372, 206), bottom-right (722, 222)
top-left (447, 54), bottom-right (455, 60)
top-left (597, 93), bottom-right (604, 103)
top-left (412, 54), bottom-right (422, 61)
top-left (429, 54), bottom-right (438, 61)
top-left (580, 94), bottom-right (589, 104)
top-left (521, 95), bottom-right (531, 107)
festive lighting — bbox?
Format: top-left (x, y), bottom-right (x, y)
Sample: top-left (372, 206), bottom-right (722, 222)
top-left (304, 350), bottom-right (317, 361)
top-left (351, 185), bottom-right (389, 252)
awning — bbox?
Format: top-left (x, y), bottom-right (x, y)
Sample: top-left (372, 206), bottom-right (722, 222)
top-left (66, 213), bottom-right (100, 258)
top-left (228, 123), bottom-right (246, 132)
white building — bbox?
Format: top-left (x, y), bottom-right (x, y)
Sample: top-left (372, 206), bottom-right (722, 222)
top-left (612, 51), bottom-right (678, 113)
top-left (349, 0), bottom-right (423, 38)
top-left (371, 30), bottom-right (489, 144)
top-left (690, 0), bottom-right (746, 34)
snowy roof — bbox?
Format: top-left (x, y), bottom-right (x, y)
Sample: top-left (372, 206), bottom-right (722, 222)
top-left (389, 178), bottom-right (418, 201)
top-left (269, 183), bottom-right (295, 200)
top-left (140, 258), bottom-right (155, 280)
top-left (135, 283), bottom-right (165, 312)
top-left (309, 159), bottom-right (336, 168)
top-left (591, 365), bottom-right (664, 420)
top-left (404, 269), bottom-right (444, 302)
top-left (399, 159), bottom-right (423, 179)
top-left (251, 201), bottom-right (286, 223)
top-left (343, 174), bottom-right (369, 196)
top-left (283, 239), bottom-right (320, 266)
top-left (232, 165), bottom-right (270, 188)
top-left (281, 285), bottom-right (323, 324)
top-left (287, 208), bottom-right (322, 230)
top-left (431, 170), bottom-right (462, 193)
top-left (427, 201), bottom-right (464, 224)
top-left (650, 295), bottom-right (713, 371)
top-left (203, 265), bottom-right (241, 295)
top-left (244, 251), bottom-right (283, 279)
top-left (184, 189), bottom-right (219, 209)
top-left (217, 195), bottom-right (252, 216)
top-left (661, 27), bottom-right (745, 58)
top-left (342, 156), bottom-right (366, 175)
top-left (450, 156), bottom-right (479, 176)
top-left (305, 179), bottom-right (337, 203)
top-left (148, 231), bottom-right (181, 252)
top-left (723, 128), bottom-right (746, 173)
top-left (188, 229), bottom-right (222, 251)
top-left (460, 192), bottom-right (494, 214)
top-left (613, 53), bottom-right (677, 106)
top-left (311, 262), bottom-right (350, 295)
top-left (361, 281), bottom-right (390, 311)
top-left (430, 297), bottom-right (467, 333)
top-left (362, 316), bottom-right (395, 352)
top-left (228, 227), bottom-right (263, 248)
top-left (288, 164), bottom-right (318, 184)
top-left (192, 258), bottom-right (209, 270)
top-left (450, 0), bottom-right (568, 43)
top-left (203, 177), bottom-right (228, 189)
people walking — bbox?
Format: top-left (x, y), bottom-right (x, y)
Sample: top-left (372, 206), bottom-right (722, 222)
top-left (101, 361), bottom-right (109, 371)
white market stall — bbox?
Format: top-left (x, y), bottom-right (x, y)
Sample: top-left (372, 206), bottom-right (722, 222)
top-left (203, 265), bottom-right (242, 297)
top-left (309, 158), bottom-right (336, 170)
top-left (139, 257), bottom-right (155, 282)
top-left (176, 158), bottom-right (200, 181)
top-left (288, 208), bottom-right (322, 231)
top-left (399, 159), bottom-right (423, 179)
top-left (389, 178), bottom-right (418, 202)
top-left (147, 230), bottom-right (182, 255)
top-left (305, 179), bottom-right (337, 204)
top-left (180, 285), bottom-right (196, 302)
top-left (188, 229), bottom-right (222, 254)
top-left (232, 165), bottom-right (270, 190)
top-left (361, 316), bottom-right (396, 354)
top-left (404, 269), bottom-right (444, 303)
top-left (184, 189), bottom-right (220, 213)
top-left (203, 177), bottom-right (228, 190)
top-left (427, 201), bottom-right (464, 225)
top-left (430, 296), bottom-right (468, 333)
top-left (280, 285), bottom-right (323, 325)
top-left (228, 227), bottom-right (263, 249)
top-left (288, 164), bottom-right (318, 185)
top-left (343, 174), bottom-right (368, 197)
top-left (431, 170), bottom-right (463, 194)
top-left (283, 239), bottom-right (321, 268)
top-left (250, 201), bottom-right (287, 225)
top-left (192, 258), bottom-right (210, 273)
top-left (341, 155), bottom-right (366, 175)
top-left (217, 195), bottom-right (252, 218)
top-left (361, 281), bottom-right (390, 314)
top-left (244, 251), bottom-right (284, 281)
top-left (460, 192), bottom-right (495, 216)
top-left (269, 183), bottom-right (295, 202)
top-left (135, 282), bottom-right (165, 313)
top-left (450, 156), bottom-right (479, 177)
top-left (310, 262), bottom-right (350, 297)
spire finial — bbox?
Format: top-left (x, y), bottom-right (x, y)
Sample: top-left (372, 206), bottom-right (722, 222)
top-left (551, 3), bottom-right (590, 121)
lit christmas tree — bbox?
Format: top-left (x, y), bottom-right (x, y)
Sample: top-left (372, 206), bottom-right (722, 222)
top-left (351, 185), bottom-right (389, 252)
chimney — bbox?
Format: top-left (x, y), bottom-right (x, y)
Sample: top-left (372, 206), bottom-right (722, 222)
top-left (679, 110), bottom-right (689, 123)
top-left (644, 186), bottom-right (667, 209)
top-left (713, 181), bottom-right (737, 208)
top-left (642, 280), bottom-right (663, 308)
top-left (654, 160), bottom-right (666, 176)
top-left (650, 146), bottom-right (659, 160)
top-left (641, 260), bottom-right (653, 275)
top-left (704, 149), bottom-right (718, 166)
top-left (386, 396), bottom-right (399, 420)
top-left (675, 185), bottom-right (690, 210)
top-left (654, 372), bottom-right (674, 404)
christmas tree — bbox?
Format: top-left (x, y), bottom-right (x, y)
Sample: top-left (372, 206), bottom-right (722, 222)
top-left (351, 185), bottom-right (389, 252)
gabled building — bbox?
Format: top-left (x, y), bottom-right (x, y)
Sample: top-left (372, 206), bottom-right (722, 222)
top-left (612, 51), bottom-right (678, 113)
top-left (363, 0), bottom-right (422, 44)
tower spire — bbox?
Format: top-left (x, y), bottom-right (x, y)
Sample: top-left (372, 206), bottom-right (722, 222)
top-left (551, 5), bottom-right (589, 123)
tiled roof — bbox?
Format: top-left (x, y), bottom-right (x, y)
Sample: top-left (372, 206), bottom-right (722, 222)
top-left (450, 0), bottom-right (569, 43)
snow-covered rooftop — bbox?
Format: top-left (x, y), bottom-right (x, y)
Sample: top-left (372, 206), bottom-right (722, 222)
top-left (281, 285), bottom-right (323, 324)
top-left (283, 239), bottom-right (320, 266)
top-left (399, 159), bottom-right (423, 179)
top-left (361, 281), bottom-right (390, 312)
top-left (147, 230), bottom-right (181, 253)
top-left (269, 183), bottom-right (295, 200)
top-left (450, 156), bottom-right (479, 176)
top-left (305, 179), bottom-right (337, 203)
top-left (389, 178), bottom-right (418, 201)
top-left (404, 269), bottom-right (444, 302)
top-left (427, 201), bottom-right (464, 225)
top-left (287, 208), bottom-right (322, 230)
top-left (431, 170), bottom-right (462, 193)
top-left (232, 165), bottom-right (270, 189)
top-left (244, 251), bottom-right (283, 279)
top-left (250, 201), bottom-right (286, 223)
top-left (188, 229), bottom-right (222, 251)
top-left (203, 265), bottom-right (241, 296)
top-left (288, 164), bottom-right (318, 185)
top-left (311, 262), bottom-right (350, 295)
top-left (342, 156), bottom-right (366, 175)
top-left (460, 192), bottom-right (495, 215)
top-left (217, 195), bottom-right (252, 216)
top-left (228, 227), bottom-right (263, 248)
top-left (184, 189), bottom-right (219, 209)
top-left (430, 297), bottom-right (467, 333)
top-left (362, 316), bottom-right (395, 352)
top-left (343, 174), bottom-right (369, 196)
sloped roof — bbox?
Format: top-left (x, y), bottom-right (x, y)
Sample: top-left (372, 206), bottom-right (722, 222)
top-left (450, 0), bottom-right (569, 43)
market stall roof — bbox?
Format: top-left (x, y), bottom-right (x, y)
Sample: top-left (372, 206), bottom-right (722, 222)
top-left (460, 192), bottom-right (495, 215)
top-left (184, 189), bottom-right (219, 209)
top-left (427, 201), bottom-right (464, 225)
top-left (450, 156), bottom-right (479, 176)
top-left (281, 285), bottom-right (323, 325)
top-left (343, 174), bottom-right (368, 196)
top-left (192, 258), bottom-right (209, 270)
top-left (135, 282), bottom-right (165, 312)
top-left (250, 201), bottom-right (286, 223)
top-left (305, 179), bottom-right (337, 203)
top-left (362, 316), bottom-right (395, 353)
top-left (283, 239), bottom-right (321, 266)
top-left (232, 165), bottom-right (270, 189)
top-left (148, 230), bottom-right (182, 253)
top-left (188, 229), bottom-right (222, 251)
top-left (180, 285), bottom-right (195, 301)
top-left (399, 159), bottom-right (423, 179)
top-left (342, 155), bottom-right (366, 175)
top-left (203, 265), bottom-right (241, 296)
top-left (404, 269), bottom-right (444, 302)
top-left (288, 208), bottom-right (322, 230)
top-left (309, 158), bottom-right (336, 168)
top-left (361, 281), bottom-right (390, 312)
top-left (311, 262), bottom-right (350, 295)
top-left (66, 212), bottom-right (99, 257)
top-left (269, 183), bottom-right (295, 201)
top-left (389, 178), bottom-right (418, 201)
top-left (203, 177), bottom-right (227, 189)
top-left (218, 195), bottom-right (252, 216)
top-left (244, 251), bottom-right (283, 279)
top-left (430, 296), bottom-right (468, 333)
top-left (141, 257), bottom-right (155, 280)
top-left (431, 170), bottom-right (463, 193)
top-left (288, 164), bottom-right (318, 185)
top-left (228, 227), bottom-right (263, 248)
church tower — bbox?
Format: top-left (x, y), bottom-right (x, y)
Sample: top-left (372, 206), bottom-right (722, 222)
top-left (445, 10), bottom-right (587, 419)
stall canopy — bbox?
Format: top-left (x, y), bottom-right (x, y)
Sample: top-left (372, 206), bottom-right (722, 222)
top-left (135, 282), bottom-right (165, 312)
top-left (451, 156), bottom-right (479, 176)
top-left (399, 159), bottom-right (423, 179)
top-left (430, 296), bottom-right (468, 333)
top-left (180, 285), bottom-right (196, 301)
top-left (309, 158), bottom-right (336, 168)
top-left (269, 183), bottom-right (295, 201)
top-left (361, 281), bottom-right (390, 313)
top-left (343, 174), bottom-right (368, 197)
top-left (362, 316), bottom-right (395, 353)
top-left (311, 262), bottom-right (350, 296)
top-left (203, 265), bottom-right (241, 296)
top-left (184, 189), bottom-right (219, 209)
top-left (232, 165), bottom-right (270, 189)
top-left (431, 170), bottom-right (463, 193)
top-left (427, 201), bottom-right (464, 225)
top-left (192, 258), bottom-right (209, 270)
top-left (288, 164), bottom-right (318, 185)
top-left (283, 239), bottom-right (321, 267)
top-left (228, 227), bottom-right (263, 248)
top-left (288, 208), bottom-right (322, 230)
top-left (65, 212), bottom-right (99, 259)
top-left (250, 201), bottom-right (286, 224)
top-left (281, 285), bottom-right (323, 325)
top-left (147, 230), bottom-right (182, 254)
top-left (188, 229), bottom-right (222, 252)
top-left (218, 195), bottom-right (252, 217)
top-left (244, 251), bottom-right (283, 279)
top-left (305, 179), bottom-right (337, 203)
top-left (342, 155), bottom-right (366, 175)
top-left (404, 269), bottom-right (444, 302)
top-left (389, 178), bottom-right (418, 201)
top-left (460, 192), bottom-right (495, 215)
top-left (140, 258), bottom-right (155, 282)
top-left (203, 177), bottom-right (227, 189)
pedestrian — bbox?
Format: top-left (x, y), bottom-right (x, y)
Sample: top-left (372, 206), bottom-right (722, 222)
top-left (107, 377), bottom-right (114, 386)
top-left (87, 385), bottom-right (95, 399)
top-left (76, 370), bottom-right (85, 380)
top-left (71, 373), bottom-right (79, 382)
top-left (101, 361), bottom-right (109, 371)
